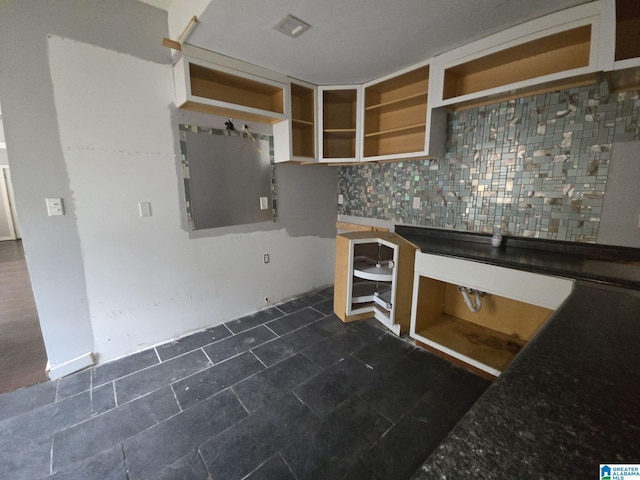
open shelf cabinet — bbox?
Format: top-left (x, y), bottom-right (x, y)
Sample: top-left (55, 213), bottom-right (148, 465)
top-left (319, 86), bottom-right (361, 162)
top-left (442, 26), bottom-right (592, 101)
top-left (432, 2), bottom-right (606, 111)
top-left (363, 65), bottom-right (430, 159)
top-left (334, 231), bottom-right (417, 335)
top-left (174, 56), bottom-right (287, 124)
top-left (410, 253), bottom-right (574, 378)
top-left (608, 0), bottom-right (640, 92)
top-left (273, 79), bottom-right (317, 163)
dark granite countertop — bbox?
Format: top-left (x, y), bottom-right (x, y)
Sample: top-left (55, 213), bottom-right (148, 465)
top-left (412, 282), bottom-right (640, 479)
top-left (395, 225), bottom-right (640, 290)
top-left (393, 227), bottom-right (640, 478)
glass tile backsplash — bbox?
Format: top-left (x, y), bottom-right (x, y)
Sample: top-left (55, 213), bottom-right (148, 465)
top-left (338, 82), bottom-right (639, 242)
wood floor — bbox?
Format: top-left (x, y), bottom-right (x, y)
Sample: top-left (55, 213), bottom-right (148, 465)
top-left (0, 240), bottom-right (48, 394)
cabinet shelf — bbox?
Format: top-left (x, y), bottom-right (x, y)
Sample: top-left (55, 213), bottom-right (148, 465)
top-left (365, 91), bottom-right (428, 112)
top-left (292, 118), bottom-right (314, 127)
top-left (324, 128), bottom-right (357, 133)
top-left (353, 257), bottom-right (393, 282)
top-left (364, 123), bottom-right (426, 138)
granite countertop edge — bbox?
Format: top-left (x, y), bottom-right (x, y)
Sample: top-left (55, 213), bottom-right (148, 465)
top-left (393, 226), bottom-right (640, 478)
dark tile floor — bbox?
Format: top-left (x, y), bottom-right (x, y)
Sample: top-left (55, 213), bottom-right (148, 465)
top-left (0, 287), bottom-right (491, 480)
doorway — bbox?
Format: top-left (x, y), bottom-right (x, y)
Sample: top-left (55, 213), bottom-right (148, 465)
top-left (0, 165), bottom-right (48, 394)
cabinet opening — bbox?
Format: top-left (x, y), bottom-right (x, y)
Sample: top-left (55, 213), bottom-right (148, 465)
top-left (189, 63), bottom-right (285, 114)
top-left (443, 25), bottom-right (591, 100)
top-left (615, 0), bottom-right (640, 62)
top-left (323, 89), bottom-right (357, 158)
top-left (364, 66), bottom-right (429, 158)
top-left (348, 242), bottom-right (395, 322)
top-left (413, 276), bottom-right (554, 376)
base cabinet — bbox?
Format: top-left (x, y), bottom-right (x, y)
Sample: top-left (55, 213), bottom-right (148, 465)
top-left (410, 253), bottom-right (574, 377)
top-left (334, 232), bottom-right (416, 335)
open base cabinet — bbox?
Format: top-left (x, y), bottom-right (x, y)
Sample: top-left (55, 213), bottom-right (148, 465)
top-left (334, 232), bottom-right (417, 335)
top-left (410, 253), bottom-right (574, 377)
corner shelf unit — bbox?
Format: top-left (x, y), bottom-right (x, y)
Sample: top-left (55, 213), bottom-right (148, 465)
top-left (319, 86), bottom-right (362, 162)
top-left (410, 253), bottom-right (574, 378)
top-left (362, 65), bottom-right (431, 160)
top-left (173, 55), bottom-right (287, 124)
top-left (273, 79), bottom-right (317, 163)
top-left (334, 231), bottom-right (417, 335)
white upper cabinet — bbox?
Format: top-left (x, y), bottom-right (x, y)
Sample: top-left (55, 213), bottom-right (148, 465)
top-left (273, 79), bottom-right (318, 163)
top-left (318, 85), bottom-right (362, 163)
top-left (173, 50), bottom-right (288, 124)
top-left (430, 1), bottom-right (612, 110)
top-left (361, 61), bottom-right (445, 162)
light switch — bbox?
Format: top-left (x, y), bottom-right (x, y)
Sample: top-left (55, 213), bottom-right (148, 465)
top-left (138, 202), bottom-right (152, 217)
top-left (46, 197), bottom-right (64, 216)
top-left (338, 194), bottom-right (344, 205)
top-left (259, 197), bottom-right (269, 210)
top-left (413, 197), bottom-right (421, 209)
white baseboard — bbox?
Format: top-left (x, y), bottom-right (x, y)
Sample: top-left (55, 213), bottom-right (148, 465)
top-left (46, 352), bottom-right (95, 380)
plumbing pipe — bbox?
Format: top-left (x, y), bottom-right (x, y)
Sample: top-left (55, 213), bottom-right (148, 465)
top-left (458, 286), bottom-right (484, 313)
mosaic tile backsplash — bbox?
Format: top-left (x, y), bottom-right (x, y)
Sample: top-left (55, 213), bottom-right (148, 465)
top-left (338, 81), bottom-right (640, 242)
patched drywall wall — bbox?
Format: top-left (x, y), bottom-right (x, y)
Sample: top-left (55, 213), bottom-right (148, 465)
top-left (0, 1), bottom-right (337, 369)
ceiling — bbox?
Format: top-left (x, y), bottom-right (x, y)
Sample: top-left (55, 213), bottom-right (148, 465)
top-left (153, 0), bottom-right (594, 85)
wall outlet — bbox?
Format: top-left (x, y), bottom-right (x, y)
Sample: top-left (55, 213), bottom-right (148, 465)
top-left (260, 197), bottom-right (269, 210)
top-left (45, 197), bottom-right (64, 216)
top-left (413, 197), bottom-right (421, 209)
top-left (263, 253), bottom-right (270, 264)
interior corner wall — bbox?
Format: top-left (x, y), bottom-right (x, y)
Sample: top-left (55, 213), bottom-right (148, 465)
top-left (0, 1), bottom-right (337, 366)
top-left (0, 0), bottom-right (171, 370)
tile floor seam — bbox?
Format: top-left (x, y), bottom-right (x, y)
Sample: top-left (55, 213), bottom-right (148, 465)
top-left (262, 323), bottom-right (280, 337)
top-left (169, 384), bottom-right (183, 412)
top-left (153, 347), bottom-right (162, 364)
top-left (112, 381), bottom-right (118, 408)
top-left (278, 452), bottom-right (300, 480)
top-left (120, 442), bottom-right (129, 480)
top-left (239, 457), bottom-right (272, 480)
top-left (200, 346), bottom-right (214, 366)
top-left (54, 378), bottom-right (60, 403)
top-left (249, 350), bottom-right (268, 369)
top-left (222, 322), bottom-right (234, 336)
top-left (229, 386), bottom-right (251, 416)
top-left (197, 447), bottom-right (214, 480)
top-left (48, 435), bottom-right (54, 476)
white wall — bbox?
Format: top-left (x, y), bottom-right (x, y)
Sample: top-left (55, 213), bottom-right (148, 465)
top-left (0, 1), bottom-right (337, 369)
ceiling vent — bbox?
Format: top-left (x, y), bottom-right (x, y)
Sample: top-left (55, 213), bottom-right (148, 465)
top-left (274, 14), bottom-right (311, 38)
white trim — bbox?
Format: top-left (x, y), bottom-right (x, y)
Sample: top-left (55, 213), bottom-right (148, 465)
top-left (47, 352), bottom-right (95, 380)
top-left (0, 166), bottom-right (16, 240)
